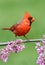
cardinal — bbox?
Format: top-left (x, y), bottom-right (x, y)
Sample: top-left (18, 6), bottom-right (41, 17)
top-left (2, 12), bottom-right (35, 39)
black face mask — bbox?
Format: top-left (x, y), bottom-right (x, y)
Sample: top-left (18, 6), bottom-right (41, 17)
top-left (28, 17), bottom-right (32, 26)
top-left (28, 17), bottom-right (32, 20)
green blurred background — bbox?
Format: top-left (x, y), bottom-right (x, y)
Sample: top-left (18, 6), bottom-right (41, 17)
top-left (0, 0), bottom-right (45, 65)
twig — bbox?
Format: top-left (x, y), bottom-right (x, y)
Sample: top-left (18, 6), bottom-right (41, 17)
top-left (0, 39), bottom-right (45, 46)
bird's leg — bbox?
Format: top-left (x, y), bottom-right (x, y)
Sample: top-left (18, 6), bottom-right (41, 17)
top-left (24, 35), bottom-right (29, 40)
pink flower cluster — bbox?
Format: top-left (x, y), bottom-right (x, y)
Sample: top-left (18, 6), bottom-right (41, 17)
top-left (0, 39), bottom-right (25, 62)
top-left (35, 40), bottom-right (45, 65)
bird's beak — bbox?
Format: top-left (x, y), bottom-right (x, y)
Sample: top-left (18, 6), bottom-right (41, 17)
top-left (31, 18), bottom-right (35, 22)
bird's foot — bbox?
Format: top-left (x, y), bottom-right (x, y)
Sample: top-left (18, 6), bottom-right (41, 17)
top-left (24, 35), bottom-right (30, 40)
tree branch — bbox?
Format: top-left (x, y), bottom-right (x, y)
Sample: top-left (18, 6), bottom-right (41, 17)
top-left (0, 39), bottom-right (45, 46)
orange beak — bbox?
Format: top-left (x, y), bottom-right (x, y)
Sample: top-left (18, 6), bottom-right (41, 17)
top-left (31, 18), bottom-right (35, 22)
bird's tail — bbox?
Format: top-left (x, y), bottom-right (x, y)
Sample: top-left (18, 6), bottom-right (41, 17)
top-left (2, 28), bottom-right (10, 30)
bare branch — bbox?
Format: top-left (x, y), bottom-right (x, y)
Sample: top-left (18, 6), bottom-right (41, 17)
top-left (0, 39), bottom-right (45, 46)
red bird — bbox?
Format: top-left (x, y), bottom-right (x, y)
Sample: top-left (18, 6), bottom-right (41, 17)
top-left (2, 12), bottom-right (35, 39)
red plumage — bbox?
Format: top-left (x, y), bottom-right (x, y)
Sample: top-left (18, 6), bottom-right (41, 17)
top-left (2, 12), bottom-right (35, 39)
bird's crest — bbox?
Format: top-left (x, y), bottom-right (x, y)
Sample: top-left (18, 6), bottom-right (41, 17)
top-left (24, 12), bottom-right (32, 19)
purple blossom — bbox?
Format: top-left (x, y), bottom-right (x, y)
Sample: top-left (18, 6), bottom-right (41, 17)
top-left (0, 39), bottom-right (25, 62)
top-left (42, 40), bottom-right (45, 45)
top-left (37, 48), bottom-right (43, 54)
top-left (11, 45), bottom-right (19, 53)
top-left (19, 45), bottom-right (25, 51)
top-left (35, 35), bottom-right (45, 65)
top-left (35, 42), bottom-right (40, 49)
top-left (0, 48), bottom-right (9, 62)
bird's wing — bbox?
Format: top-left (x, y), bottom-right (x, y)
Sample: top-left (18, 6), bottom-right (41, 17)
top-left (10, 17), bottom-right (27, 31)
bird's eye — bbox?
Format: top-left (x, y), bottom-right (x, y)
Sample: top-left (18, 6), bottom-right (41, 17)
top-left (28, 17), bottom-right (32, 20)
